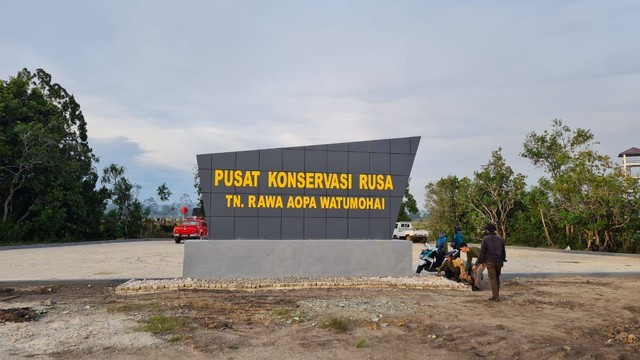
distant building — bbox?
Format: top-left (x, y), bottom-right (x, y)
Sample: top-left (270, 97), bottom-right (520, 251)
top-left (191, 207), bottom-right (203, 217)
top-left (618, 147), bottom-right (640, 178)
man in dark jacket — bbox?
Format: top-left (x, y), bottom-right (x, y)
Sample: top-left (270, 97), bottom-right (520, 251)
top-left (477, 223), bottom-right (506, 301)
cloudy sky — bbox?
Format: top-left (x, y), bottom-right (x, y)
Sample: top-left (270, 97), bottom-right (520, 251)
top-left (2, 0), bottom-right (639, 209)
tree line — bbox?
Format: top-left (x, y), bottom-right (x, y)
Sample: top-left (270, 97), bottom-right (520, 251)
top-left (0, 68), bottom-right (196, 244)
top-left (417, 119), bottom-right (640, 253)
top-left (2, 68), bottom-right (639, 252)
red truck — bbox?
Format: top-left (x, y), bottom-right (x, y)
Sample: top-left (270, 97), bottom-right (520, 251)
top-left (173, 217), bottom-right (208, 243)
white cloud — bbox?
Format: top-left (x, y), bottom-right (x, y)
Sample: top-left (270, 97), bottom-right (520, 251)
top-left (3, 0), bottom-right (640, 208)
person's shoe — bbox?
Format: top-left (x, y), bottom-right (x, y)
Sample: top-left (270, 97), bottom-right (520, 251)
top-left (488, 297), bottom-right (500, 302)
top-left (471, 286), bottom-right (480, 291)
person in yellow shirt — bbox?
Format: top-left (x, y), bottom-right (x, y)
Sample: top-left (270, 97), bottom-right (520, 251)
top-left (459, 242), bottom-right (483, 291)
top-left (436, 250), bottom-right (461, 280)
top-left (451, 257), bottom-right (474, 285)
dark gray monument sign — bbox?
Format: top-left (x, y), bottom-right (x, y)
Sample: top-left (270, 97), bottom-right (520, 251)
top-left (183, 136), bottom-right (420, 279)
top-left (196, 136), bottom-right (421, 240)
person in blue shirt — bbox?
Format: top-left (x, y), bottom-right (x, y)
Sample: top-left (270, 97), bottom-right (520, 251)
top-left (436, 231), bottom-right (448, 253)
top-left (451, 226), bottom-right (464, 250)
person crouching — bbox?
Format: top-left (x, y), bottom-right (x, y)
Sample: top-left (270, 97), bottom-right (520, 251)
top-left (436, 250), bottom-right (461, 281)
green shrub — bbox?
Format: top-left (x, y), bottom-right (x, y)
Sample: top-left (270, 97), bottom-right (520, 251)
top-left (136, 315), bottom-right (187, 335)
top-left (321, 316), bottom-right (350, 333)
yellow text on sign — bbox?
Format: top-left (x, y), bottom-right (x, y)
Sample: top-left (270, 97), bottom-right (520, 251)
top-left (247, 195), bottom-right (317, 208)
top-left (213, 170), bottom-right (394, 192)
top-left (267, 172), bottom-right (352, 190)
top-left (214, 170), bottom-right (261, 187)
top-left (225, 195), bottom-right (386, 210)
top-left (358, 174), bottom-right (393, 190)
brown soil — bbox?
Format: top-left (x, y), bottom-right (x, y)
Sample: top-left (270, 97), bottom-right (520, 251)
top-left (1, 275), bottom-right (639, 360)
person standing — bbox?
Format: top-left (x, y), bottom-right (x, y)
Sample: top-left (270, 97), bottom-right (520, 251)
top-left (471, 262), bottom-right (485, 292)
top-left (477, 223), bottom-right (506, 301)
top-left (436, 231), bottom-right (448, 253)
top-left (451, 226), bottom-right (464, 250)
top-left (436, 250), bottom-right (461, 280)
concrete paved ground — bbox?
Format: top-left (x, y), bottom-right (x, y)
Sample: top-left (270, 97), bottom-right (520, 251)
top-left (0, 239), bottom-right (639, 283)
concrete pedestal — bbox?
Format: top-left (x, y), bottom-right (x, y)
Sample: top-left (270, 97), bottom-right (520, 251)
top-left (183, 240), bottom-right (412, 279)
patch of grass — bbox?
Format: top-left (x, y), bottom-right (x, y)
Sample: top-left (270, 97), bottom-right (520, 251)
top-left (169, 334), bottom-right (191, 343)
top-left (273, 307), bottom-right (306, 323)
top-left (355, 339), bottom-right (369, 348)
top-left (321, 316), bottom-right (350, 333)
top-left (227, 345), bottom-right (239, 350)
top-left (273, 308), bottom-right (291, 318)
top-left (136, 315), bottom-right (188, 335)
top-left (107, 302), bottom-right (162, 313)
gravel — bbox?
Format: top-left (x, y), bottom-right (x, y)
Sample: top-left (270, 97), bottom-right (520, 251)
top-left (116, 274), bottom-right (469, 294)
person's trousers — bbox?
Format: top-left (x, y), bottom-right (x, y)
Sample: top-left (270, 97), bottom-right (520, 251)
top-left (473, 263), bottom-right (486, 287)
top-left (486, 263), bottom-right (503, 299)
top-left (444, 266), bottom-right (460, 280)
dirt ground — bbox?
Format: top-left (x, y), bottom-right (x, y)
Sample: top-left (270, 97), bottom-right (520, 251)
top-left (2, 274), bottom-right (639, 360)
top-left (1, 241), bottom-right (639, 359)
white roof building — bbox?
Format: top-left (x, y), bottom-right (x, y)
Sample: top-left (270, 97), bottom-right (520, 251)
top-left (618, 147), bottom-right (640, 178)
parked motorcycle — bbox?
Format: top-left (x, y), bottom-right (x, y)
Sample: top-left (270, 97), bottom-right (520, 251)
top-left (415, 242), bottom-right (445, 274)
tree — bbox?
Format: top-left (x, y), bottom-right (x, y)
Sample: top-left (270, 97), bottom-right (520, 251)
top-left (467, 148), bottom-right (526, 241)
top-left (153, 182), bottom-right (173, 217)
top-left (157, 183), bottom-right (172, 202)
top-left (520, 119), bottom-right (640, 251)
top-left (556, 156), bottom-right (640, 251)
top-left (0, 68), bottom-right (106, 242)
top-left (101, 164), bottom-right (130, 213)
top-left (521, 119), bottom-right (596, 181)
top-left (397, 178), bottom-right (419, 221)
top-left (520, 119), bottom-right (597, 246)
top-left (507, 185), bottom-right (552, 247)
top-left (100, 164), bottom-right (148, 238)
top-left (193, 165), bottom-right (204, 217)
top-left (142, 197), bottom-right (159, 215)
top-left (424, 175), bottom-right (474, 238)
